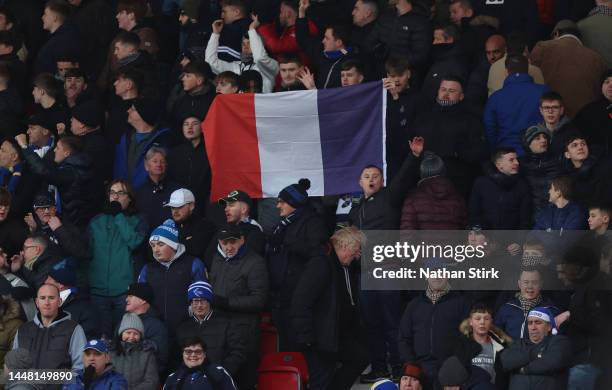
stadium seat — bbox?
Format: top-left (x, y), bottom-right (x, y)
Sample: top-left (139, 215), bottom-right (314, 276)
top-left (260, 322), bottom-right (279, 356)
top-left (257, 366), bottom-right (302, 390)
top-left (258, 352), bottom-right (309, 385)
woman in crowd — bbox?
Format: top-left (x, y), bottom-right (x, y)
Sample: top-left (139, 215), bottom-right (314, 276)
top-left (164, 336), bottom-right (236, 390)
top-left (89, 179), bottom-right (146, 338)
top-left (110, 312), bottom-right (159, 390)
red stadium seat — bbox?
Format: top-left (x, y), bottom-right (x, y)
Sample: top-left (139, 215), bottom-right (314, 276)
top-left (257, 366), bottom-right (302, 390)
top-left (260, 322), bottom-right (279, 356)
top-left (258, 352), bottom-right (309, 385)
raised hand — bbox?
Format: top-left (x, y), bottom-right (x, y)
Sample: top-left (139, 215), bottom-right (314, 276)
top-left (212, 19), bottom-right (224, 34)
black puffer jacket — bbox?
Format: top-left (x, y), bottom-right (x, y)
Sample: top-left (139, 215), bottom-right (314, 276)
top-left (167, 140), bottom-right (211, 212)
top-left (22, 150), bottom-right (97, 227)
top-left (469, 162), bottom-right (531, 229)
top-left (520, 151), bottom-right (563, 219)
top-left (413, 102), bottom-right (487, 197)
top-left (365, 6), bottom-right (432, 70)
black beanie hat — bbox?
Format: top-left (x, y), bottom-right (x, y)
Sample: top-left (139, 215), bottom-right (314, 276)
top-left (278, 178), bottom-right (311, 208)
top-left (132, 98), bottom-right (160, 126)
top-left (72, 100), bottom-right (101, 128)
top-left (438, 356), bottom-right (469, 386)
top-left (127, 282), bottom-right (154, 304)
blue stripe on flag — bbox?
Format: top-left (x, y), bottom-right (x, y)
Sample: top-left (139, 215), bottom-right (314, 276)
top-left (317, 81), bottom-right (386, 195)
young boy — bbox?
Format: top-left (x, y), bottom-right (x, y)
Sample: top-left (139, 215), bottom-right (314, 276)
top-left (588, 205), bottom-right (610, 236)
top-left (215, 71), bottom-right (240, 94)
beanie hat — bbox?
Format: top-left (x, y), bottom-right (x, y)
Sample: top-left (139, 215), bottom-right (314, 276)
top-left (528, 307), bottom-right (558, 334)
top-left (603, 69), bottom-right (612, 84)
top-left (419, 151), bottom-right (446, 179)
top-left (181, 0), bottom-right (202, 20)
top-left (438, 356), bottom-right (469, 386)
top-left (72, 100), bottom-right (102, 128)
top-left (117, 312), bottom-right (145, 336)
top-left (4, 348), bottom-right (33, 370)
top-left (48, 258), bottom-right (77, 287)
top-left (27, 112), bottom-right (56, 135)
top-left (402, 362), bottom-right (425, 382)
top-left (370, 379), bottom-right (397, 390)
top-left (127, 282), bottom-right (154, 304)
top-left (187, 281), bottom-right (214, 302)
top-left (278, 178), bottom-right (311, 208)
top-left (149, 219), bottom-right (180, 250)
top-left (132, 98), bottom-right (160, 126)
top-left (522, 125), bottom-right (550, 149)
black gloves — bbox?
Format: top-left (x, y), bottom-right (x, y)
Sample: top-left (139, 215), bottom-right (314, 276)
top-left (105, 201), bottom-right (122, 216)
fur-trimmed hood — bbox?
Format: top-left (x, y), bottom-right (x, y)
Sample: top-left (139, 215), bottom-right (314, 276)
top-left (0, 295), bottom-right (21, 330)
top-left (469, 15), bottom-right (500, 30)
top-left (459, 318), bottom-right (513, 345)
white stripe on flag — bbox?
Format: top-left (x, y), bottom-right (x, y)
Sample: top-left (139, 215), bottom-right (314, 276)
top-left (254, 90), bottom-right (324, 198)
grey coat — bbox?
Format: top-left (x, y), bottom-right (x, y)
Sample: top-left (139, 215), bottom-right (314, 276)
top-left (500, 334), bottom-right (572, 390)
top-left (110, 341), bottom-right (159, 390)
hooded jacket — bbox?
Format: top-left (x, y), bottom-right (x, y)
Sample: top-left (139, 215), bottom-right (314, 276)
top-left (453, 320), bottom-right (511, 389)
top-left (14, 311), bottom-right (86, 371)
top-left (138, 245), bottom-right (207, 334)
top-left (163, 361), bottom-right (236, 390)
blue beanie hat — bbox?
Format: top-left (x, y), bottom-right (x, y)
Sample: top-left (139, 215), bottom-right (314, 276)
top-left (48, 258), bottom-right (77, 287)
top-left (187, 281), bottom-right (214, 302)
top-left (370, 379), bottom-right (398, 390)
top-left (278, 178), bottom-right (311, 208)
top-left (528, 306), bottom-right (558, 334)
top-left (149, 219), bottom-right (180, 250)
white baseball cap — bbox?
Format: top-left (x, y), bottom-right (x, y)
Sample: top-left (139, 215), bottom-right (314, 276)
top-left (165, 188), bottom-right (195, 208)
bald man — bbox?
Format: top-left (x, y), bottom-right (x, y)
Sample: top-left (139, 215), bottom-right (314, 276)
top-left (13, 284), bottom-right (86, 371)
top-left (485, 35), bottom-right (506, 65)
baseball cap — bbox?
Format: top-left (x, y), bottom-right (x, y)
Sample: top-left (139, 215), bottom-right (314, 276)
top-left (33, 193), bottom-right (54, 209)
top-left (165, 189), bottom-right (195, 208)
top-left (217, 224), bottom-right (243, 240)
top-left (218, 189), bottom-right (252, 208)
top-left (84, 339), bottom-right (108, 353)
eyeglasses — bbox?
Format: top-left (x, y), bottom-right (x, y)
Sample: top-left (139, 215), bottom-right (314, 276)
top-left (183, 348), bottom-right (204, 356)
top-left (22, 245), bottom-right (38, 251)
top-left (34, 206), bottom-right (53, 211)
top-left (191, 299), bottom-right (208, 306)
top-left (540, 105), bottom-right (561, 112)
top-left (109, 190), bottom-right (128, 197)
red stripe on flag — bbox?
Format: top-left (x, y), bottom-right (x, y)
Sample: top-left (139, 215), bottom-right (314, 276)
top-left (203, 93), bottom-right (263, 201)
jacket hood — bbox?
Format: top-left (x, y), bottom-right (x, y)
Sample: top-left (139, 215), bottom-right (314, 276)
top-left (33, 310), bottom-right (72, 328)
top-left (417, 176), bottom-right (459, 200)
top-left (468, 15), bottom-right (500, 30)
top-left (459, 318), bottom-right (512, 345)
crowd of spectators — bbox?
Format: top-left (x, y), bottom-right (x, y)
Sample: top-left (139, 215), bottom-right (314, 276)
top-left (0, 0), bottom-right (610, 389)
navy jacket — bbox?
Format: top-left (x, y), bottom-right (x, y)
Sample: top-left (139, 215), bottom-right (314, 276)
top-left (35, 22), bottom-right (82, 75)
top-left (495, 296), bottom-right (559, 341)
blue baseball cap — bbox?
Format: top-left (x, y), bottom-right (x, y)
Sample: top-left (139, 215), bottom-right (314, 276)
top-left (84, 339), bottom-right (108, 353)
